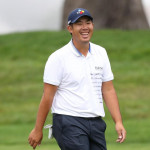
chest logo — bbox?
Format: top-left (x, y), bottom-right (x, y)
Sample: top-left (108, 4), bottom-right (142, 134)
top-left (95, 66), bottom-right (103, 70)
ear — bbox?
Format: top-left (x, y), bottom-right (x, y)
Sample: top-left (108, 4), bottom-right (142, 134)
top-left (92, 22), bottom-right (94, 27)
top-left (67, 25), bottom-right (73, 34)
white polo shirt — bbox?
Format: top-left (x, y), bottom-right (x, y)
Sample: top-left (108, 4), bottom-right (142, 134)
top-left (43, 40), bottom-right (114, 117)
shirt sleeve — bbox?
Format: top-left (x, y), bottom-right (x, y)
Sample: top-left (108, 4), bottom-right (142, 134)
top-left (43, 52), bottom-right (63, 86)
top-left (102, 49), bottom-right (114, 82)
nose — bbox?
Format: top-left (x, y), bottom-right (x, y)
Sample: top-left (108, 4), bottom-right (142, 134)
top-left (82, 23), bottom-right (88, 29)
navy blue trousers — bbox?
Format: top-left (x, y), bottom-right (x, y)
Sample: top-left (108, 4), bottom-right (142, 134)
top-left (53, 114), bottom-right (107, 150)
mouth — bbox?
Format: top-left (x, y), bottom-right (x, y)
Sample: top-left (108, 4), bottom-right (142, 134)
top-left (80, 32), bottom-right (89, 38)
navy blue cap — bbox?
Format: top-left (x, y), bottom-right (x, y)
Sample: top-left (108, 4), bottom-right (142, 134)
top-left (68, 8), bottom-right (93, 25)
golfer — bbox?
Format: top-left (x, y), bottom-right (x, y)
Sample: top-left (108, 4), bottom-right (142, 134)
top-left (28, 8), bottom-right (126, 150)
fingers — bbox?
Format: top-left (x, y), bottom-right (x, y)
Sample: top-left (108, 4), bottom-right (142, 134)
top-left (116, 135), bottom-right (123, 143)
top-left (28, 138), bottom-right (35, 148)
top-left (33, 142), bottom-right (38, 149)
top-left (28, 137), bottom-right (40, 149)
top-left (38, 141), bottom-right (41, 146)
top-left (116, 129), bottom-right (122, 143)
top-left (115, 122), bottom-right (126, 143)
top-left (120, 129), bottom-right (126, 143)
top-left (28, 129), bottom-right (43, 149)
top-left (116, 129), bottom-right (126, 143)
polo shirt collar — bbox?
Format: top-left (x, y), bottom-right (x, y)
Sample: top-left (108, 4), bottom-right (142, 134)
top-left (70, 40), bottom-right (92, 57)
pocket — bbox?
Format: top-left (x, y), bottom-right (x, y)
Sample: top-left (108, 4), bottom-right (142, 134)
top-left (94, 118), bottom-right (107, 132)
top-left (52, 114), bottom-right (63, 140)
top-left (101, 119), bottom-right (107, 131)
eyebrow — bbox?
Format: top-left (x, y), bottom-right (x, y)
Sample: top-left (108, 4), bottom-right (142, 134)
top-left (75, 20), bottom-right (82, 23)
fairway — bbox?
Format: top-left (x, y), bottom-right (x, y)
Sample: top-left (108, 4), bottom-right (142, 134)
top-left (0, 30), bottom-right (150, 149)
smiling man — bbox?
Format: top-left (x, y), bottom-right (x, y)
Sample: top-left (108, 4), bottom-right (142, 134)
top-left (28, 8), bottom-right (126, 150)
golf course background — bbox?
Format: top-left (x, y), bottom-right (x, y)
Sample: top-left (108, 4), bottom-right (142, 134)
top-left (0, 30), bottom-right (150, 150)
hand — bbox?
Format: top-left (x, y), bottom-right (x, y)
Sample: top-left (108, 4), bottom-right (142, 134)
top-left (28, 128), bottom-right (43, 149)
top-left (115, 122), bottom-right (126, 143)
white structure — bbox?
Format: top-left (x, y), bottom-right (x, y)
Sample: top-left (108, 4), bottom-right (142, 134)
top-left (0, 0), bottom-right (65, 34)
top-left (143, 0), bottom-right (150, 26)
top-left (0, 0), bottom-right (149, 35)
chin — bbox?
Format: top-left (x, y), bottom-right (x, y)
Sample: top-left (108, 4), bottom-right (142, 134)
top-left (81, 38), bottom-right (90, 43)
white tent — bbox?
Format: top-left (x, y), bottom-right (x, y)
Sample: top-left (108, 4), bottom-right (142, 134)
top-left (0, 0), bottom-right (149, 35)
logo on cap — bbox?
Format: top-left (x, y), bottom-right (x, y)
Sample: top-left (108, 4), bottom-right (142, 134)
top-left (77, 9), bottom-right (85, 14)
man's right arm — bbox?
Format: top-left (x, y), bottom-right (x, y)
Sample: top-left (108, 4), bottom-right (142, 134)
top-left (28, 83), bottom-right (58, 149)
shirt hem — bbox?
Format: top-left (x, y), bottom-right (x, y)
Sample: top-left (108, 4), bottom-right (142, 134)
top-left (102, 76), bottom-right (114, 82)
top-left (43, 79), bottom-right (59, 86)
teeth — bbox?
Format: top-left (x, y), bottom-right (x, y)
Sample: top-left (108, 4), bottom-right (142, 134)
top-left (81, 33), bottom-right (88, 35)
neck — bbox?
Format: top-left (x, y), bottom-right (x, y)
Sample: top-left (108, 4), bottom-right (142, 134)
top-left (72, 40), bottom-right (89, 56)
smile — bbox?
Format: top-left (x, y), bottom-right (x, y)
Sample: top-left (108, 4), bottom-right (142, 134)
top-left (81, 32), bottom-right (89, 38)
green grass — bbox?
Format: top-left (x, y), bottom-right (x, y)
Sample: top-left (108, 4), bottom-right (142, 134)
top-left (0, 29), bottom-right (150, 150)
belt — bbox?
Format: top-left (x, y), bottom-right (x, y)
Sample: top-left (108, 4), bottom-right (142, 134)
top-left (83, 116), bottom-right (101, 120)
top-left (53, 113), bottom-right (101, 120)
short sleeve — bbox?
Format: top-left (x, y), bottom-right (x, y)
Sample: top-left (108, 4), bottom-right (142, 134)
top-left (102, 49), bottom-right (114, 82)
top-left (43, 52), bottom-right (63, 86)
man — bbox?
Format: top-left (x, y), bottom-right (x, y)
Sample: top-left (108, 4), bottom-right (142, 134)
top-left (28, 8), bottom-right (126, 150)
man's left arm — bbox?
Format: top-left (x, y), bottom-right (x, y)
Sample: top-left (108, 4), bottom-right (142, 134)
top-left (102, 80), bottom-right (126, 143)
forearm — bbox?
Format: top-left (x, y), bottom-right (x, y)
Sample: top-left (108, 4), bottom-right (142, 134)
top-left (102, 81), bottom-right (122, 124)
top-left (28, 84), bottom-right (57, 149)
top-left (34, 83), bottom-right (57, 131)
top-left (34, 95), bottom-right (52, 131)
top-left (102, 81), bottom-right (126, 142)
top-left (103, 89), bottom-right (122, 124)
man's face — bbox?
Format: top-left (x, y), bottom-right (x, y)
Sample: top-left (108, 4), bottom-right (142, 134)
top-left (68, 16), bottom-right (94, 44)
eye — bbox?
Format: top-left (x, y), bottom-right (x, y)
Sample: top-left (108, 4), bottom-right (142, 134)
top-left (87, 21), bottom-right (91, 24)
top-left (76, 22), bottom-right (82, 25)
